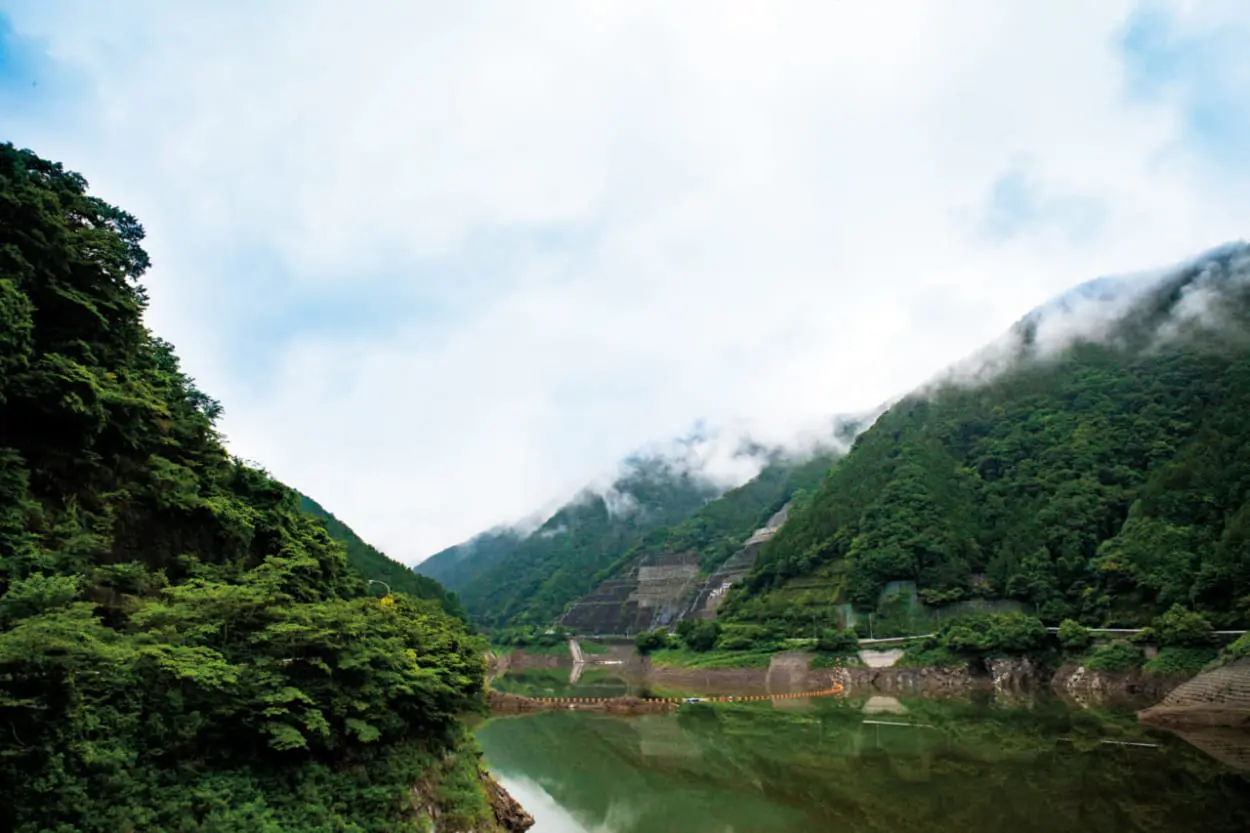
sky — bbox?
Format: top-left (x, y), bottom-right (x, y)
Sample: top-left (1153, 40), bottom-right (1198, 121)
top-left (2, 0), bottom-right (1249, 564)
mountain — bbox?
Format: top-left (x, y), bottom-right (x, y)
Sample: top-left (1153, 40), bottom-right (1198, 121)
top-left (725, 242), bottom-right (1250, 631)
top-left (416, 413), bottom-right (869, 630)
top-left (418, 455), bottom-right (724, 627)
top-left (0, 144), bottom-right (492, 831)
top-left (556, 450), bottom-right (840, 635)
top-left (297, 492), bottom-right (465, 617)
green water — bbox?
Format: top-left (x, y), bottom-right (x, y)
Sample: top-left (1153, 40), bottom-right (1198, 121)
top-left (477, 694), bottom-right (1250, 833)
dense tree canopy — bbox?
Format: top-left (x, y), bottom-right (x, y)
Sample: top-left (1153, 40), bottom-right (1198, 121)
top-left (729, 247), bottom-right (1250, 629)
top-left (418, 459), bottom-right (722, 627)
top-left (298, 492), bottom-right (465, 617)
top-left (0, 143), bottom-right (492, 831)
top-left (419, 450), bottom-right (837, 628)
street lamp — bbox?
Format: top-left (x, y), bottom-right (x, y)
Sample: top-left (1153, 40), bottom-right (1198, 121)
top-left (367, 580), bottom-right (391, 596)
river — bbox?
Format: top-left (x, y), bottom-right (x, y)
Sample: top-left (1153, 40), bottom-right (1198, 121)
top-left (478, 670), bottom-right (1250, 832)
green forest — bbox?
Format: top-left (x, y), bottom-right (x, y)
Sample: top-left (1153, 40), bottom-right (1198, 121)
top-left (726, 247), bottom-right (1250, 631)
top-left (419, 450), bottom-right (837, 628)
top-left (298, 492), bottom-right (465, 618)
top-left (417, 457), bottom-right (720, 626)
top-left (0, 144), bottom-right (499, 831)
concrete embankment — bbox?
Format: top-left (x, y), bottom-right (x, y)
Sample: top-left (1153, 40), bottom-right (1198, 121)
top-left (1139, 658), bottom-right (1250, 729)
top-left (493, 645), bottom-right (1202, 706)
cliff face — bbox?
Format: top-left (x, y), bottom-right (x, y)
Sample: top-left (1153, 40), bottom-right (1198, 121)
top-left (481, 773), bottom-right (536, 833)
top-left (410, 767), bottom-right (535, 833)
top-left (1051, 663), bottom-right (1181, 704)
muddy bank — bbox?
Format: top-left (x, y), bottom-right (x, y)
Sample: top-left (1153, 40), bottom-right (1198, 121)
top-left (496, 647), bottom-right (1190, 706)
top-left (645, 653), bottom-right (1030, 697)
top-left (488, 690), bottom-right (679, 715)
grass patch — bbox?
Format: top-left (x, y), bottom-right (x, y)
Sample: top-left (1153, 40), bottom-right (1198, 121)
top-left (649, 647), bottom-right (774, 669)
top-left (1082, 642), bottom-right (1144, 672)
top-left (896, 643), bottom-right (964, 668)
top-left (578, 639), bottom-right (608, 655)
top-left (1143, 646), bottom-right (1218, 678)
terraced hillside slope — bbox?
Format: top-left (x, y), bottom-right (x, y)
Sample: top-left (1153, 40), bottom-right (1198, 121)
top-left (558, 501), bottom-right (797, 635)
top-left (418, 446), bottom-right (842, 628)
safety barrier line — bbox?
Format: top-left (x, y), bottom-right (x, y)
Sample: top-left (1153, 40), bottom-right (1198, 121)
top-left (528, 682), bottom-right (845, 706)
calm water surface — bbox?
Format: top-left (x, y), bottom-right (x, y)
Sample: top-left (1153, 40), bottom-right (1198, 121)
top-left (476, 692), bottom-right (1250, 833)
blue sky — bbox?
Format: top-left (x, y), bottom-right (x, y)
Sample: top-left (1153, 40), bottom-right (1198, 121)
top-left (1120, 2), bottom-right (1250, 175)
top-left (2, 1), bottom-right (1248, 562)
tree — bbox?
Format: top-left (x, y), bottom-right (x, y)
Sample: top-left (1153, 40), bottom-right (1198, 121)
top-left (0, 143), bottom-right (490, 833)
top-left (634, 628), bottom-right (670, 654)
top-left (1057, 619), bottom-right (1092, 651)
top-left (677, 619), bottom-right (722, 652)
top-left (816, 628), bottom-right (859, 654)
top-left (1152, 603), bottom-right (1216, 647)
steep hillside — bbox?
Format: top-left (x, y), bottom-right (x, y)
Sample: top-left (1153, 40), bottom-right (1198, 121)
top-left (726, 243), bottom-right (1250, 631)
top-left (298, 492), bottom-right (465, 617)
top-left (0, 144), bottom-right (498, 832)
top-left (418, 457), bottom-right (723, 626)
top-left (558, 452), bottom-right (838, 634)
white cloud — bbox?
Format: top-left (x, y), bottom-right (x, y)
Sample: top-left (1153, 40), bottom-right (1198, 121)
top-left (4, 0), bottom-right (1249, 562)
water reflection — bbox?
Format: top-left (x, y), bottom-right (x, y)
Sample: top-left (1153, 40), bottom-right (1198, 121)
top-left (478, 696), bottom-right (1250, 833)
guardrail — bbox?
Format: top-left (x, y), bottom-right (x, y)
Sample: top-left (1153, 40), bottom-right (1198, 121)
top-left (526, 683), bottom-right (845, 706)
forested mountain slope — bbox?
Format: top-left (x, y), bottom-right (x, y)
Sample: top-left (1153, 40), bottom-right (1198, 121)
top-left (727, 244), bottom-right (1250, 630)
top-left (298, 491), bottom-right (465, 616)
top-left (0, 144), bottom-right (497, 831)
top-left (418, 457), bottom-right (723, 626)
top-left (554, 451), bottom-right (840, 635)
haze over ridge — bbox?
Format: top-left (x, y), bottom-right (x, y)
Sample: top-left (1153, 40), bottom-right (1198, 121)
top-left (3, 1), bottom-right (1248, 562)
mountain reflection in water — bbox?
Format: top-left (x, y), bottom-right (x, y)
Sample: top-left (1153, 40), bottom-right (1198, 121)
top-left (476, 695), bottom-right (1250, 833)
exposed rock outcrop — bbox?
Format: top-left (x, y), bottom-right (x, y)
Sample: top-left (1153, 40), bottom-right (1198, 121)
top-left (1050, 663), bottom-right (1180, 705)
top-left (410, 766), bottom-right (534, 833)
top-left (482, 772), bottom-right (535, 833)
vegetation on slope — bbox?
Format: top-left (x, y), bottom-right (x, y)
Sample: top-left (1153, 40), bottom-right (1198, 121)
top-left (420, 449), bottom-right (839, 629)
top-left (661, 451), bottom-right (840, 572)
top-left (726, 246), bottom-right (1250, 631)
top-left (298, 491), bottom-right (465, 617)
top-left (418, 459), bottom-right (722, 627)
top-left (0, 143), bottom-right (493, 832)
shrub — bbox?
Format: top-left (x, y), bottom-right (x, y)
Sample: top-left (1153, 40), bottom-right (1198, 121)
top-left (634, 629), bottom-right (671, 655)
top-left (1057, 619), bottom-right (1091, 651)
top-left (938, 613), bottom-right (1048, 656)
top-left (675, 619), bottom-right (722, 652)
top-left (715, 623), bottom-right (779, 652)
top-left (1083, 641), bottom-right (1144, 672)
top-left (1152, 604), bottom-right (1216, 647)
top-left (897, 639), bottom-right (963, 668)
top-left (1143, 646), bottom-right (1218, 678)
top-left (1220, 632), bottom-right (1250, 663)
top-left (816, 628), bottom-right (859, 654)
